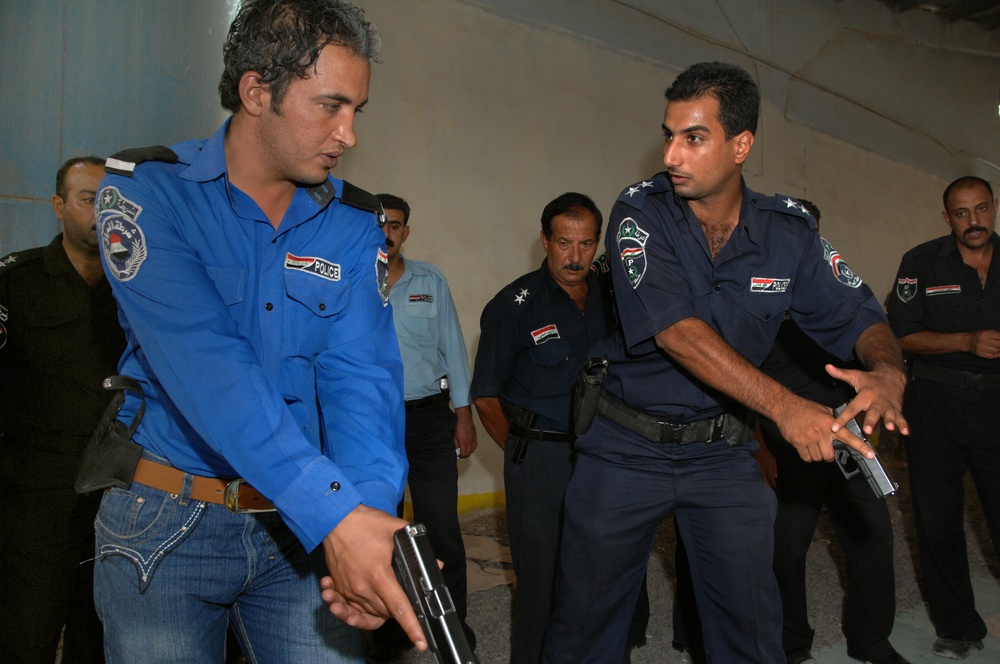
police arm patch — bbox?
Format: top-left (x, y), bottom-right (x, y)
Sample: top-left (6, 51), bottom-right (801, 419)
top-left (98, 186), bottom-right (147, 282)
top-left (376, 248), bottom-right (389, 306)
top-left (895, 277), bottom-right (917, 302)
top-left (617, 217), bottom-right (649, 289)
top-left (820, 237), bottom-right (862, 289)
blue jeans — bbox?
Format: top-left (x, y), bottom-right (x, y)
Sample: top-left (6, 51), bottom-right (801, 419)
top-left (93, 478), bottom-right (363, 663)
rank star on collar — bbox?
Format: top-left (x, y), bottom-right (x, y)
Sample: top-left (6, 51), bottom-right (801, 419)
top-left (626, 181), bottom-right (655, 197)
top-left (1, 254), bottom-right (16, 266)
top-left (783, 197), bottom-right (810, 216)
top-left (514, 288), bottom-right (529, 304)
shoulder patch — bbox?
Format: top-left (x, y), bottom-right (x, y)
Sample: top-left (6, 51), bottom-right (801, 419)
top-left (97, 186), bottom-right (147, 281)
top-left (616, 173), bottom-right (670, 210)
top-left (105, 145), bottom-right (179, 177)
top-left (341, 181), bottom-right (386, 227)
top-left (820, 237), bottom-right (862, 289)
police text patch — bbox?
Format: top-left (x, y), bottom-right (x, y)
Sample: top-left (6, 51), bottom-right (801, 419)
top-left (750, 277), bottom-right (790, 293)
top-left (98, 186), bottom-right (147, 282)
top-left (284, 253), bottom-right (341, 281)
top-left (409, 294), bottom-right (433, 303)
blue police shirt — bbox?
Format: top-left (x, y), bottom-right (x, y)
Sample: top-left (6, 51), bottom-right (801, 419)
top-left (596, 173), bottom-right (886, 422)
top-left (388, 258), bottom-right (471, 405)
top-left (95, 120), bottom-right (406, 552)
top-left (471, 259), bottom-right (612, 432)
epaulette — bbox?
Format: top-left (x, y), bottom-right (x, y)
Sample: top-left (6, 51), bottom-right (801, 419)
top-left (0, 246), bottom-right (42, 274)
top-left (758, 193), bottom-right (814, 224)
top-left (341, 181), bottom-right (387, 227)
top-left (590, 252), bottom-right (611, 274)
top-left (615, 172), bottom-right (670, 210)
top-left (105, 146), bottom-right (179, 177)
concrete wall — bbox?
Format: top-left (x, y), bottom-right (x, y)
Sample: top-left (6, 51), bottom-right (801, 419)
top-left (2, 0), bottom-right (997, 510)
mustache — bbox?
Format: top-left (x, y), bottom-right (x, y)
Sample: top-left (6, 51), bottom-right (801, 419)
top-left (965, 227), bottom-right (986, 237)
top-left (385, 238), bottom-right (395, 248)
top-left (563, 262), bottom-right (586, 271)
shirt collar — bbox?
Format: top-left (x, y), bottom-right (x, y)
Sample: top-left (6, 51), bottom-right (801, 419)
top-left (178, 118), bottom-right (338, 211)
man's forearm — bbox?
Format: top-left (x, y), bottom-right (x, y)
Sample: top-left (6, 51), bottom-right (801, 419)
top-left (854, 322), bottom-right (905, 371)
top-left (472, 397), bottom-right (508, 449)
top-left (898, 330), bottom-right (973, 355)
top-left (654, 317), bottom-right (798, 424)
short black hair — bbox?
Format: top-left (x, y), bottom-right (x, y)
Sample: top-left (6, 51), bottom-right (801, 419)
top-left (376, 193), bottom-right (410, 225)
top-left (55, 156), bottom-right (104, 200)
top-left (219, 0), bottom-right (381, 113)
top-left (665, 62), bottom-right (759, 140)
top-left (540, 192), bottom-right (603, 239)
top-left (943, 176), bottom-right (995, 210)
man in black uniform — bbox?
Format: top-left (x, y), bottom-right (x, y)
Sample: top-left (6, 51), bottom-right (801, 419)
top-left (0, 156), bottom-right (125, 663)
top-left (542, 62), bottom-right (908, 664)
top-left (887, 175), bottom-right (1000, 660)
top-left (757, 202), bottom-right (905, 664)
top-left (472, 192), bottom-right (647, 663)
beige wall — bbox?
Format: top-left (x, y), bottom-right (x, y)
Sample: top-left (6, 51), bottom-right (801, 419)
top-left (341, 0), bottom-right (991, 507)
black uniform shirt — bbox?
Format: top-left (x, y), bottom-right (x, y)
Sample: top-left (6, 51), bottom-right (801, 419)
top-left (0, 235), bottom-right (125, 487)
top-left (471, 259), bottom-right (613, 432)
top-left (887, 233), bottom-right (1000, 375)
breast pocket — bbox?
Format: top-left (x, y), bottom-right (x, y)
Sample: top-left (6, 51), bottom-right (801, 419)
top-left (205, 266), bottom-right (246, 321)
top-left (22, 308), bottom-right (80, 367)
top-left (284, 270), bottom-right (352, 358)
top-left (401, 300), bottom-right (438, 345)
top-left (738, 292), bottom-right (790, 362)
top-left (527, 338), bottom-right (574, 397)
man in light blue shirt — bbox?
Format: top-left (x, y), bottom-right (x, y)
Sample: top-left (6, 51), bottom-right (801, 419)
top-left (371, 193), bottom-right (478, 659)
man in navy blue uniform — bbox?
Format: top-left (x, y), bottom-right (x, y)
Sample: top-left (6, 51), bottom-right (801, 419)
top-left (887, 176), bottom-right (1000, 660)
top-left (90, 2), bottom-right (425, 662)
top-left (542, 62), bottom-right (908, 664)
top-left (471, 192), bottom-right (627, 663)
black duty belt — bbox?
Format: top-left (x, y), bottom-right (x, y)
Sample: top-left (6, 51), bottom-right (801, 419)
top-left (405, 390), bottom-right (450, 411)
top-left (596, 391), bottom-right (752, 445)
top-left (507, 420), bottom-right (574, 443)
top-left (912, 361), bottom-right (1000, 390)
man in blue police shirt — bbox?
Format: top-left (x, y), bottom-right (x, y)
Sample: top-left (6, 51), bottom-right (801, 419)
top-left (370, 192), bottom-right (477, 658)
top-left (542, 62), bottom-right (908, 664)
top-left (887, 176), bottom-right (1000, 660)
top-left (91, 2), bottom-right (425, 661)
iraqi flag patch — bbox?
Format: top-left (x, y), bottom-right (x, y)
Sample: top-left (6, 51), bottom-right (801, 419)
top-left (926, 285), bottom-right (961, 296)
top-left (750, 277), bottom-right (790, 293)
top-left (531, 324), bottom-right (560, 345)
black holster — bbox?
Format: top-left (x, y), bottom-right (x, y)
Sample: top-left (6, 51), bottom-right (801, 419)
top-left (74, 376), bottom-right (146, 494)
top-left (504, 403), bottom-right (536, 465)
top-left (572, 357), bottom-right (608, 437)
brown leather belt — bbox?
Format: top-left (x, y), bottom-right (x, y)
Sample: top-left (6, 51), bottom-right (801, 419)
top-left (132, 457), bottom-right (275, 513)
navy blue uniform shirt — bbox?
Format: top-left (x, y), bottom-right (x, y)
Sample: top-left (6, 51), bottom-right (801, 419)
top-left (471, 259), bottom-right (612, 432)
top-left (887, 232), bottom-right (1000, 375)
top-left (595, 173), bottom-right (886, 422)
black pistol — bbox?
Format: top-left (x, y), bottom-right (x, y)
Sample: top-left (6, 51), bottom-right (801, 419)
top-left (832, 404), bottom-right (899, 498)
top-left (392, 523), bottom-right (479, 664)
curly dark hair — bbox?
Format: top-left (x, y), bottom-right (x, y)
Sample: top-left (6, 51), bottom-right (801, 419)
top-left (665, 62), bottom-right (759, 140)
top-left (219, 0), bottom-right (382, 113)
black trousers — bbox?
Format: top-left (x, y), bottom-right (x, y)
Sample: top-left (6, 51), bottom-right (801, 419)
top-left (903, 378), bottom-right (1000, 641)
top-left (0, 484), bottom-right (105, 664)
top-left (763, 417), bottom-right (897, 661)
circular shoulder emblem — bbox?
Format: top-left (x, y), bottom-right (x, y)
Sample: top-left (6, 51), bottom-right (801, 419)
top-left (821, 237), bottom-right (862, 289)
top-left (97, 186), bottom-right (147, 282)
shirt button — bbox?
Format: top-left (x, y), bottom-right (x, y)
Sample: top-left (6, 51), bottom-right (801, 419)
top-left (714, 285), bottom-right (721, 291)
top-left (329, 482), bottom-right (340, 492)
top-left (265, 302), bottom-right (273, 311)
top-left (319, 303), bottom-right (326, 311)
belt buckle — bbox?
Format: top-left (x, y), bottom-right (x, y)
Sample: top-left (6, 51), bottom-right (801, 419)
top-left (224, 479), bottom-right (271, 513)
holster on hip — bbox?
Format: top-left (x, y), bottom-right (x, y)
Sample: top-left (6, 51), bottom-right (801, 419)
top-left (75, 376), bottom-right (146, 494)
top-left (572, 357), bottom-right (608, 437)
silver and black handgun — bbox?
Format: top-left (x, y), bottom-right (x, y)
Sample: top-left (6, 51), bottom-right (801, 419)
top-left (832, 404), bottom-right (898, 498)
